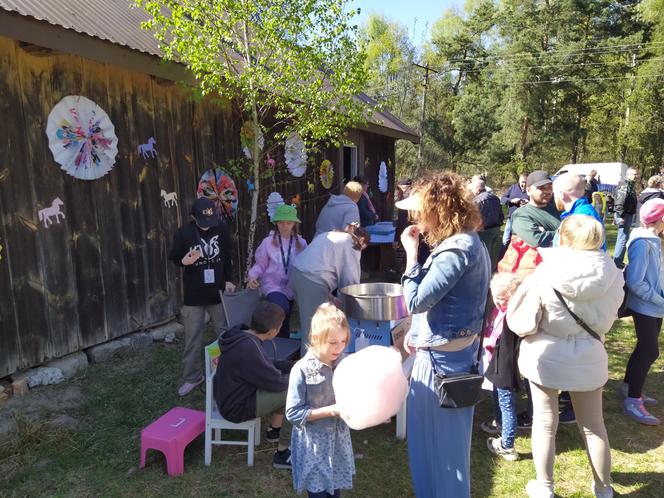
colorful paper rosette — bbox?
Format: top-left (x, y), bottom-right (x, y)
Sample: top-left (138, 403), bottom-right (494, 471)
top-left (319, 159), bottom-right (334, 189)
top-left (240, 121), bottom-right (264, 159)
top-left (46, 95), bottom-right (119, 180)
top-left (197, 168), bottom-right (239, 221)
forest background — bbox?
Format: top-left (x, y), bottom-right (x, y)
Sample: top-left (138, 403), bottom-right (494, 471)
top-left (359, 0), bottom-right (664, 184)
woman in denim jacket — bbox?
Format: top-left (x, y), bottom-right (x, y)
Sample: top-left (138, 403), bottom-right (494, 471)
top-left (397, 172), bottom-right (490, 498)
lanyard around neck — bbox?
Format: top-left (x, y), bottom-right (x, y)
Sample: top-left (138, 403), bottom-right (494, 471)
top-left (277, 232), bottom-right (294, 276)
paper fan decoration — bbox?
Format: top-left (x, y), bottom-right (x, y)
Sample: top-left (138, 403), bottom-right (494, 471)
top-left (284, 133), bottom-right (307, 177)
top-left (378, 161), bottom-right (388, 193)
top-left (197, 168), bottom-right (239, 221)
top-left (46, 95), bottom-right (118, 180)
top-left (320, 159), bottom-right (334, 189)
top-left (240, 121), bottom-right (264, 159)
top-left (266, 192), bottom-right (285, 220)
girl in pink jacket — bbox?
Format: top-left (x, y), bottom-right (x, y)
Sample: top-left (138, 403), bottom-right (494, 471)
top-left (247, 204), bottom-right (307, 338)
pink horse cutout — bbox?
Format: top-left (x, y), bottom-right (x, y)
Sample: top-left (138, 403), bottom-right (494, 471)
top-left (38, 197), bottom-right (65, 228)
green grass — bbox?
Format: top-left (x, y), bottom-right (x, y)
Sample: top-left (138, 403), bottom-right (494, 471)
top-left (1, 224), bottom-right (663, 497)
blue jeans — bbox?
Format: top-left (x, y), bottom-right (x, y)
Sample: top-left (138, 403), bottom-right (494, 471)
top-left (308, 491), bottom-right (340, 498)
top-left (265, 291), bottom-right (292, 338)
top-left (407, 346), bottom-right (477, 498)
top-left (492, 388), bottom-right (516, 448)
top-left (613, 213), bottom-right (634, 266)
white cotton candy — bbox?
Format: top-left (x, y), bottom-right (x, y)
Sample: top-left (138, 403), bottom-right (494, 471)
top-left (333, 345), bottom-right (409, 430)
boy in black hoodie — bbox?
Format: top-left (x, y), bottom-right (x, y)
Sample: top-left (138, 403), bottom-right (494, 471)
top-left (213, 301), bottom-right (293, 469)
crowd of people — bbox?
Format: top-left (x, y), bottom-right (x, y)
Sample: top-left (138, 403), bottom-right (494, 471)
top-left (167, 166), bottom-right (663, 498)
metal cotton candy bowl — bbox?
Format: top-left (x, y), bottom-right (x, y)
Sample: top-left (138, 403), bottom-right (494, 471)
top-left (339, 283), bottom-right (408, 321)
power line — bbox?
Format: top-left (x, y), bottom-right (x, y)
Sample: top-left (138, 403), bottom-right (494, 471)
top-left (518, 71), bottom-right (664, 85)
top-left (448, 56), bottom-right (664, 74)
top-left (445, 41), bottom-right (664, 64)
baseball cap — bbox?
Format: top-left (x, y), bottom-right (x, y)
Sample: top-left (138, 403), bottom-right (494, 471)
top-left (526, 170), bottom-right (552, 188)
top-left (640, 198), bottom-right (664, 225)
top-left (191, 197), bottom-right (220, 228)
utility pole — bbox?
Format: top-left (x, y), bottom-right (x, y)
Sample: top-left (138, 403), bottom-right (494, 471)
top-left (413, 62), bottom-right (438, 175)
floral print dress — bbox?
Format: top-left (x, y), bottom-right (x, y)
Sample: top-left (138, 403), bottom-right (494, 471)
top-left (286, 351), bottom-right (355, 494)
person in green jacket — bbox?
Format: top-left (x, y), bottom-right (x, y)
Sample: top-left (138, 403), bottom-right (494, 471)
top-left (510, 171), bottom-right (561, 249)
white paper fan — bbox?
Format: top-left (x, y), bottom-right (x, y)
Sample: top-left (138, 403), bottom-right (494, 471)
top-left (266, 191), bottom-right (285, 220)
top-left (46, 95), bottom-right (119, 180)
top-left (378, 161), bottom-right (388, 193)
top-left (284, 133), bottom-right (307, 177)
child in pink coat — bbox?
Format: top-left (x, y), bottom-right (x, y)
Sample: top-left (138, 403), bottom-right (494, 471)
top-left (248, 204), bottom-right (307, 338)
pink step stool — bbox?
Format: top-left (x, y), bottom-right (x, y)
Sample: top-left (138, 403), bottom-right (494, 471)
top-left (140, 407), bottom-right (206, 476)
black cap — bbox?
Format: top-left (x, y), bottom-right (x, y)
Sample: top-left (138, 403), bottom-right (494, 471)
top-left (190, 197), bottom-right (220, 228)
top-left (526, 170), bottom-right (552, 188)
top-left (397, 177), bottom-right (413, 186)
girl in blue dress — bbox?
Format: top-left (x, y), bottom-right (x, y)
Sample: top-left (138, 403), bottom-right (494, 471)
top-left (286, 303), bottom-right (355, 498)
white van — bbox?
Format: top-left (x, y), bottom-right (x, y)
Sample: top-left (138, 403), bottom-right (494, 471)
top-left (553, 162), bottom-right (629, 187)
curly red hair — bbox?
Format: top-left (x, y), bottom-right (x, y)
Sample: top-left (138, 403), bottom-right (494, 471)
top-left (414, 171), bottom-right (482, 245)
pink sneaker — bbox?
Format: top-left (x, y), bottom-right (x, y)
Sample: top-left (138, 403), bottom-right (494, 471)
top-left (623, 397), bottom-right (661, 426)
top-left (177, 376), bottom-right (204, 397)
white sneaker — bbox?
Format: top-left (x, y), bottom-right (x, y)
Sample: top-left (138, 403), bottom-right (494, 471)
top-left (591, 481), bottom-right (614, 498)
top-left (486, 437), bottom-right (518, 461)
top-left (525, 479), bottom-right (554, 498)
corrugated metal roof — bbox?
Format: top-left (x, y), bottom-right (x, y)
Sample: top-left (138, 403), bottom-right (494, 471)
top-left (0, 0), bottom-right (163, 56)
top-left (0, 0), bottom-right (418, 141)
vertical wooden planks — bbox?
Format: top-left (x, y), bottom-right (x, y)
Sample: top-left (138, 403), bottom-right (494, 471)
top-left (0, 37), bottom-right (28, 375)
top-left (105, 66), bottom-right (148, 332)
top-left (38, 50), bottom-right (83, 356)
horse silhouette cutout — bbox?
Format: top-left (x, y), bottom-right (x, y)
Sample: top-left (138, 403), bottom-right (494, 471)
top-left (160, 189), bottom-right (178, 208)
top-left (138, 137), bottom-right (157, 159)
top-left (38, 198), bottom-right (65, 227)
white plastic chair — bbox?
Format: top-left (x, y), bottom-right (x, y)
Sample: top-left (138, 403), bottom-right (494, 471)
top-left (204, 340), bottom-right (261, 466)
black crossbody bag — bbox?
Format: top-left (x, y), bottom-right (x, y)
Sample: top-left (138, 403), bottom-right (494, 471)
top-left (429, 332), bottom-right (485, 409)
top-left (552, 289), bottom-right (602, 342)
top-left (429, 247), bottom-right (491, 409)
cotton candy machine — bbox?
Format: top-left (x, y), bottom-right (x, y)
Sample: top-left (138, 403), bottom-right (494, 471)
top-left (339, 283), bottom-right (408, 321)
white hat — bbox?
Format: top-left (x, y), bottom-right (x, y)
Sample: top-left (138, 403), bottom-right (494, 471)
top-left (395, 192), bottom-right (422, 211)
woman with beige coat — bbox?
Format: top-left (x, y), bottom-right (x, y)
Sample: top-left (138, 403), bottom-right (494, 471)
top-left (506, 215), bottom-right (624, 498)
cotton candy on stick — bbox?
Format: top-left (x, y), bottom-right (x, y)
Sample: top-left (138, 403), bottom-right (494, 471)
top-left (333, 346), bottom-right (409, 430)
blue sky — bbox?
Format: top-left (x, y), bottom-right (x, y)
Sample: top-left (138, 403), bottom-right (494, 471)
top-left (351, 0), bottom-right (466, 45)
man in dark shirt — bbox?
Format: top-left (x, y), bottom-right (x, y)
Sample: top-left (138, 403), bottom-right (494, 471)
top-left (584, 169), bottom-right (599, 201)
top-left (613, 167), bottom-right (639, 268)
top-left (169, 197), bottom-right (236, 396)
top-left (470, 175), bottom-right (504, 270)
top-left (500, 173), bottom-right (530, 246)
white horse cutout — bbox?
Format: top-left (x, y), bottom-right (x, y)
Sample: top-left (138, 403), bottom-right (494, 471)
top-left (138, 137), bottom-right (157, 159)
top-left (38, 197), bottom-right (65, 228)
top-left (160, 189), bottom-right (178, 208)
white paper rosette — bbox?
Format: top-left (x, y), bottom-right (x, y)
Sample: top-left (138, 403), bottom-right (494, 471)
top-left (284, 133), bottom-right (307, 177)
top-left (378, 161), bottom-right (388, 193)
top-left (46, 95), bottom-right (118, 180)
top-left (266, 191), bottom-right (285, 220)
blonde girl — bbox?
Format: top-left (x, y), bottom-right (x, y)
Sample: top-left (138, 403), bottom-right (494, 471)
top-left (286, 304), bottom-right (355, 498)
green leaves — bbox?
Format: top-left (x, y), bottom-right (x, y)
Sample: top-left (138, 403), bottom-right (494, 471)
top-left (136, 0), bottom-right (368, 146)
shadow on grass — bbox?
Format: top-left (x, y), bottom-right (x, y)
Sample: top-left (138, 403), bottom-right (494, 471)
top-left (612, 471), bottom-right (664, 497)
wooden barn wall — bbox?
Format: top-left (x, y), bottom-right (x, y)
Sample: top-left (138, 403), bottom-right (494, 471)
top-left (0, 36), bottom-right (397, 376)
top-left (359, 131), bottom-right (396, 222)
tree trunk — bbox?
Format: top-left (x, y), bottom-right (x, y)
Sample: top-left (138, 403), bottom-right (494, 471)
top-left (244, 106), bottom-right (260, 281)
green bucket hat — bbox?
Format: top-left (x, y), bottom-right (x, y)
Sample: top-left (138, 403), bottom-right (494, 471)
top-left (272, 204), bottom-right (301, 223)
